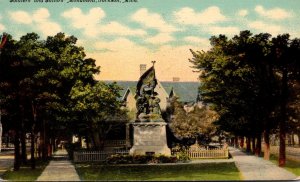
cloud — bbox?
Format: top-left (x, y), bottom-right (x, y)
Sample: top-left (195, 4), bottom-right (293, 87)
top-left (37, 21), bottom-right (61, 36)
top-left (9, 8), bottom-right (61, 36)
top-left (174, 6), bottom-right (227, 25)
top-left (92, 38), bottom-right (151, 79)
top-left (207, 26), bottom-right (240, 36)
top-left (255, 5), bottom-right (292, 20)
top-left (10, 11), bottom-right (32, 24)
top-left (0, 16), bottom-right (5, 32)
top-left (145, 33), bottom-right (174, 44)
top-left (100, 21), bottom-right (147, 37)
top-left (290, 31), bottom-right (300, 39)
top-left (248, 20), bottom-right (282, 35)
top-left (94, 37), bottom-right (148, 52)
top-left (183, 36), bottom-right (210, 47)
top-left (63, 7), bottom-right (147, 37)
top-left (91, 38), bottom-right (200, 81)
top-left (131, 8), bottom-right (178, 33)
top-left (62, 7), bottom-right (104, 30)
top-left (33, 8), bottom-right (50, 22)
top-left (238, 9), bottom-right (248, 17)
top-left (0, 23), bottom-right (5, 32)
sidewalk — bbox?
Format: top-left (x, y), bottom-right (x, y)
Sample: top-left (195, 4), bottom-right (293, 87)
top-left (0, 150), bottom-right (14, 178)
top-left (36, 149), bottom-right (80, 181)
top-left (229, 147), bottom-right (298, 180)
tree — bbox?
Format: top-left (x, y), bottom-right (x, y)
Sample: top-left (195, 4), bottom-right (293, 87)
top-left (189, 31), bottom-right (279, 156)
top-left (271, 34), bottom-right (300, 166)
top-left (0, 32), bottom-right (103, 170)
top-left (168, 97), bottom-right (218, 146)
top-left (70, 80), bottom-right (127, 150)
top-left (0, 33), bottom-right (24, 170)
top-left (190, 30), bottom-right (300, 166)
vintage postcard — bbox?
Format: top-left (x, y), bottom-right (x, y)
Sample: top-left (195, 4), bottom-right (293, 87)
top-left (0, 0), bottom-right (300, 181)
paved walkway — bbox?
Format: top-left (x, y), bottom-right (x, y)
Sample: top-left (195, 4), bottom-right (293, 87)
top-left (0, 150), bottom-right (14, 178)
top-left (36, 149), bottom-right (80, 181)
top-left (229, 147), bottom-right (298, 180)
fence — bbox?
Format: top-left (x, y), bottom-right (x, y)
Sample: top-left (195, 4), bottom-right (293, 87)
top-left (172, 148), bottom-right (229, 159)
top-left (74, 148), bottom-right (229, 162)
top-left (73, 150), bottom-right (129, 162)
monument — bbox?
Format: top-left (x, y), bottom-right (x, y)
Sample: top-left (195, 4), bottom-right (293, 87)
top-left (129, 61), bottom-right (171, 156)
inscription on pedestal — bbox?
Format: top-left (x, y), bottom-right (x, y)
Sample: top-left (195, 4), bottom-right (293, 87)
top-left (129, 122), bottom-right (171, 156)
top-left (134, 125), bottom-right (164, 146)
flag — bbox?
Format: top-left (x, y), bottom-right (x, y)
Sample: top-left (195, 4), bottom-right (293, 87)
top-left (0, 34), bottom-right (7, 49)
top-left (136, 66), bottom-right (157, 97)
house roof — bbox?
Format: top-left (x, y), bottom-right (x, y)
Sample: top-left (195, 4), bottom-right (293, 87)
top-left (106, 81), bottom-right (200, 103)
top-left (160, 81), bottom-right (200, 103)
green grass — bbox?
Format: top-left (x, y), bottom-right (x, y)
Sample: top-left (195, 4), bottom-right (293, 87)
top-left (76, 162), bottom-right (241, 181)
top-left (269, 154), bottom-right (300, 176)
top-left (2, 160), bottom-right (49, 181)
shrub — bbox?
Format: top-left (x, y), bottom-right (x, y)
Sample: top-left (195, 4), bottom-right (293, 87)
top-left (106, 154), bottom-right (178, 164)
top-left (106, 154), bottom-right (133, 164)
top-left (157, 155), bottom-right (177, 163)
top-left (176, 151), bottom-right (190, 162)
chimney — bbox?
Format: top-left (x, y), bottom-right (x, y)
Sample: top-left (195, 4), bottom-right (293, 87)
top-left (140, 64), bottom-right (147, 76)
top-left (173, 77), bottom-right (180, 82)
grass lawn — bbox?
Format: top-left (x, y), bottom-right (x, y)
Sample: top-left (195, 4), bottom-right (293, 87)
top-left (2, 160), bottom-right (49, 181)
top-left (76, 162), bottom-right (241, 181)
top-left (269, 154), bottom-right (300, 176)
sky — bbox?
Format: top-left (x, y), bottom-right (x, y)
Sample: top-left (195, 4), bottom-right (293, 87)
top-left (1, 0), bottom-right (300, 81)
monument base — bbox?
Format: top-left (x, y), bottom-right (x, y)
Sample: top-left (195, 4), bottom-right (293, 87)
top-left (129, 122), bottom-right (171, 156)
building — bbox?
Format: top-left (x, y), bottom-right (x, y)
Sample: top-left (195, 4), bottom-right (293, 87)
top-left (116, 80), bottom-right (199, 118)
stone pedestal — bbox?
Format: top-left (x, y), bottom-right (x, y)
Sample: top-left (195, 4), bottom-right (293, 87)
top-left (129, 122), bottom-right (171, 156)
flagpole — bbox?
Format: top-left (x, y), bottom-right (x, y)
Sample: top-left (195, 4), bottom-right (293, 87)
top-left (151, 61), bottom-right (156, 96)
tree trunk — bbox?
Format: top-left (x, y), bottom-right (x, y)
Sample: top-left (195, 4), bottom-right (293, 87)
top-left (31, 101), bottom-right (37, 169)
top-left (255, 134), bottom-right (262, 156)
top-left (230, 137), bottom-right (234, 146)
top-left (90, 134), bottom-right (95, 150)
top-left (41, 120), bottom-right (47, 160)
top-left (252, 137), bottom-right (256, 154)
top-left (18, 103), bottom-right (27, 164)
top-left (14, 131), bottom-right (21, 171)
top-left (20, 130), bottom-right (27, 164)
top-left (264, 129), bottom-right (270, 160)
top-left (86, 136), bottom-right (90, 149)
top-left (92, 132), bottom-right (101, 150)
top-left (298, 133), bottom-right (300, 147)
top-left (291, 132), bottom-right (295, 146)
top-left (279, 121), bottom-right (286, 167)
top-left (246, 137), bottom-right (251, 153)
top-left (279, 68), bottom-right (288, 167)
top-left (19, 99), bottom-right (27, 165)
top-left (234, 136), bottom-right (239, 148)
top-left (30, 130), bottom-right (35, 169)
top-left (51, 137), bottom-right (56, 154)
top-left (240, 137), bottom-right (244, 148)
